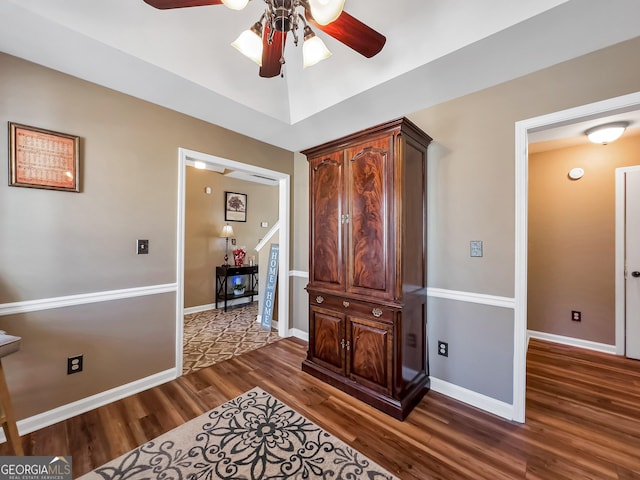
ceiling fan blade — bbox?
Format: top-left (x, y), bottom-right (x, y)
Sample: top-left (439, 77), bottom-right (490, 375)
top-left (143, 0), bottom-right (222, 9)
top-left (260, 26), bottom-right (286, 78)
top-left (305, 9), bottom-right (386, 58)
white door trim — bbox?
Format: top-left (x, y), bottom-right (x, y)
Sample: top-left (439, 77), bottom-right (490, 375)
top-left (514, 90), bottom-right (640, 423)
top-left (175, 148), bottom-right (291, 374)
top-left (616, 166), bottom-right (640, 356)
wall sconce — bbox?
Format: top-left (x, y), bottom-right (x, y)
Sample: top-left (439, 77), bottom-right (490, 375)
top-left (585, 121), bottom-right (629, 145)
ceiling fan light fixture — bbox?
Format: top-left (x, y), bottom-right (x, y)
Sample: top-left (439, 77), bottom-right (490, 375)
top-left (302, 26), bottom-right (332, 68)
top-left (307, 0), bottom-right (345, 25)
top-left (585, 121), bottom-right (629, 145)
top-left (221, 0), bottom-right (249, 10)
top-left (231, 22), bottom-right (264, 66)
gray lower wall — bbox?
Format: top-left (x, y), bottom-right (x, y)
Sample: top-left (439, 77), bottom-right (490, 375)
top-left (427, 297), bottom-right (514, 403)
top-left (290, 275), bottom-right (309, 334)
top-left (0, 293), bottom-right (176, 419)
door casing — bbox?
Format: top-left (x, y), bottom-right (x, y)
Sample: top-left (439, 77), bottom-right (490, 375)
top-left (514, 91), bottom-right (640, 423)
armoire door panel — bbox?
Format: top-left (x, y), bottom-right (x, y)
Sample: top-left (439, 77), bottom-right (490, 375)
top-left (309, 307), bottom-right (345, 374)
top-left (346, 137), bottom-right (392, 297)
top-left (310, 154), bottom-right (344, 289)
top-left (347, 316), bottom-right (392, 394)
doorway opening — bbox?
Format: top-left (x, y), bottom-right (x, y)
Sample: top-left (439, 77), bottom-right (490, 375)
top-left (175, 147), bottom-right (290, 374)
top-left (514, 91), bottom-right (640, 422)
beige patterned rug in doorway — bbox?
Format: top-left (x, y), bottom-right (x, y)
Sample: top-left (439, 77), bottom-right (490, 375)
top-left (183, 303), bottom-right (281, 375)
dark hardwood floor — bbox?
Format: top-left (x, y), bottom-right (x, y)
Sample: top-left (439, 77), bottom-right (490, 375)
top-left (5, 338), bottom-right (640, 479)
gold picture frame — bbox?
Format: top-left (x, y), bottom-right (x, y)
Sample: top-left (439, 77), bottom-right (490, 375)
top-left (8, 122), bottom-right (80, 192)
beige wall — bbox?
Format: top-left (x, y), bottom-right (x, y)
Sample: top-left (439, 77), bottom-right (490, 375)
top-left (528, 133), bottom-right (640, 344)
top-left (398, 36), bottom-right (640, 402)
top-left (3, 30), bottom-right (640, 421)
top-left (0, 52), bottom-right (293, 420)
top-left (410, 37), bottom-right (640, 297)
top-left (291, 152), bottom-right (310, 333)
top-left (184, 167), bottom-right (278, 308)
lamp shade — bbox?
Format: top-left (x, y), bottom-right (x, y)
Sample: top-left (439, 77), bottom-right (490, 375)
top-left (220, 224), bottom-right (235, 238)
top-left (585, 121), bottom-right (629, 145)
top-left (231, 24), bottom-right (264, 66)
top-left (221, 0), bottom-right (249, 10)
top-left (303, 26), bottom-right (332, 68)
top-left (308, 0), bottom-right (345, 25)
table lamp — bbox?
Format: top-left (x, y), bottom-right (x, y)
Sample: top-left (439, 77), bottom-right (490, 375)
top-left (220, 223), bottom-right (235, 266)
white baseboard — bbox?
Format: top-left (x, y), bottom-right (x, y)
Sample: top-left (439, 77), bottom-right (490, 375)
top-left (527, 330), bottom-right (617, 355)
top-left (184, 303), bottom-right (216, 315)
top-left (184, 298), bottom-right (257, 315)
top-left (1, 368), bottom-right (176, 442)
top-left (429, 377), bottom-right (514, 421)
top-left (289, 328), bottom-right (309, 342)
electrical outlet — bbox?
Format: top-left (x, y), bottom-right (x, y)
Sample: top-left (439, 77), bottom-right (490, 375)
top-left (437, 341), bottom-right (449, 357)
top-left (137, 239), bottom-right (149, 255)
top-left (572, 310), bottom-right (582, 322)
top-left (67, 355), bottom-right (83, 375)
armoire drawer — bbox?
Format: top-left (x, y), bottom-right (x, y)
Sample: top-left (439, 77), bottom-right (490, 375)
top-left (309, 292), bottom-right (394, 323)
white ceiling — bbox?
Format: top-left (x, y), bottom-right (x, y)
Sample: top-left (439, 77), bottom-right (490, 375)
top-left (2, 0), bottom-right (640, 151)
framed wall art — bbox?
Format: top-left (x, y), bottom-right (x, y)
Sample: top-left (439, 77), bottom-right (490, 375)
top-left (8, 122), bottom-right (80, 192)
top-left (225, 191), bottom-right (247, 222)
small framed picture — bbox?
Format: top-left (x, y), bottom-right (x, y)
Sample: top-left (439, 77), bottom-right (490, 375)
top-left (8, 122), bottom-right (80, 192)
top-left (225, 191), bottom-right (247, 222)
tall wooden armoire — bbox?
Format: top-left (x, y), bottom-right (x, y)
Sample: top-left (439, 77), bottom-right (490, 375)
top-left (302, 117), bottom-right (432, 420)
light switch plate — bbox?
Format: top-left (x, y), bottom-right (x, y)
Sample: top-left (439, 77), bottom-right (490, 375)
top-left (470, 240), bottom-right (483, 257)
top-left (137, 239), bottom-right (149, 255)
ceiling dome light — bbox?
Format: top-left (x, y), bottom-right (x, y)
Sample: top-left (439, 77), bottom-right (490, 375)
top-left (302, 26), bottom-right (332, 68)
top-left (308, 0), bottom-right (345, 25)
top-left (231, 22), bottom-right (263, 66)
top-left (585, 121), bottom-right (629, 145)
top-left (221, 0), bottom-right (249, 10)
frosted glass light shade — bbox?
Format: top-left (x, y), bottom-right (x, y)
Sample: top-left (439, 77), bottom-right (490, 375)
top-left (303, 32), bottom-right (332, 68)
top-left (231, 28), bottom-right (263, 66)
top-left (221, 0), bottom-right (249, 10)
top-left (585, 122), bottom-right (629, 144)
top-left (308, 0), bottom-right (345, 25)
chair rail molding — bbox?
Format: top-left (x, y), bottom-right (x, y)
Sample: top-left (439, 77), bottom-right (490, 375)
top-left (0, 283), bottom-right (177, 317)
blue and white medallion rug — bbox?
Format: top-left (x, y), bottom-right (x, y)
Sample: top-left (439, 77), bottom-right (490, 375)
top-left (80, 387), bottom-right (398, 480)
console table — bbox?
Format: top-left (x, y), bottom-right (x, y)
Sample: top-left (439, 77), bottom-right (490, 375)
top-left (215, 265), bottom-right (259, 312)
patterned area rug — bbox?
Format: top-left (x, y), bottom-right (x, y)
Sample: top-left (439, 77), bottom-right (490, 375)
top-left (183, 303), bottom-right (280, 375)
top-left (79, 387), bottom-right (398, 480)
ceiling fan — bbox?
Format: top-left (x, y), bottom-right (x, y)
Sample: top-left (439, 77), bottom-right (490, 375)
top-left (143, 0), bottom-right (386, 78)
